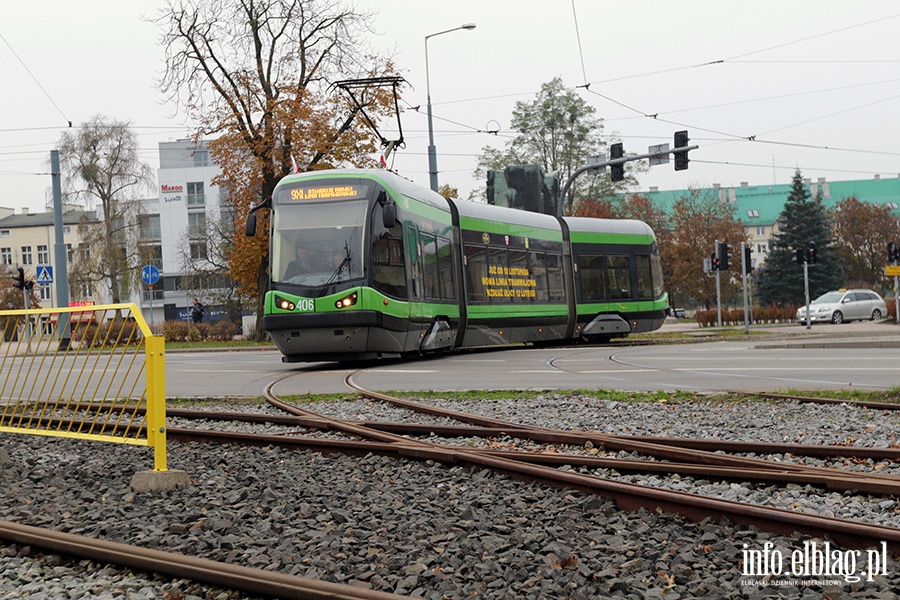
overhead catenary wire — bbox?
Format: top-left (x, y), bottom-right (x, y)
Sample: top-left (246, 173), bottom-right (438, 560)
top-left (0, 29), bottom-right (71, 127)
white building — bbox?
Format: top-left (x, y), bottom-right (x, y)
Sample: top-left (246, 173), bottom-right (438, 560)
top-left (138, 139), bottom-right (229, 324)
top-left (0, 205), bottom-right (97, 306)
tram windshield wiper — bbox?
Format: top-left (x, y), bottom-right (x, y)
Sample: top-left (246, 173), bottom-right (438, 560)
top-left (318, 241), bottom-right (352, 297)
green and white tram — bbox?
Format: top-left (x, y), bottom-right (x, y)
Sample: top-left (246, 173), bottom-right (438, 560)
top-left (253, 169), bottom-right (668, 362)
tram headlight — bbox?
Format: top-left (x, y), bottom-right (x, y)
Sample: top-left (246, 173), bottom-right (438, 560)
top-left (335, 292), bottom-right (358, 309)
top-left (274, 295), bottom-right (296, 311)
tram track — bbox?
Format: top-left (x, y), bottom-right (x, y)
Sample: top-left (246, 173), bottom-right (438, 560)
top-left (252, 372), bottom-right (900, 552)
top-left (0, 520), bottom-right (407, 600)
top-left (6, 373), bottom-right (900, 596)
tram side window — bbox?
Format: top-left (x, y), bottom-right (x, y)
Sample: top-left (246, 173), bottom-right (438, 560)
top-left (407, 225), bottom-right (423, 300)
top-left (437, 236), bottom-right (456, 301)
top-left (546, 253), bottom-right (565, 303)
top-left (421, 234), bottom-right (456, 302)
top-left (421, 233), bottom-right (441, 300)
top-left (579, 254), bottom-right (607, 302)
top-left (651, 252), bottom-right (664, 298)
top-left (372, 203), bottom-right (408, 299)
top-left (464, 244), bottom-right (488, 302)
top-left (509, 250), bottom-right (534, 303)
top-left (531, 253), bottom-right (548, 303)
top-left (607, 255), bottom-right (632, 299)
top-left (636, 255), bottom-right (654, 299)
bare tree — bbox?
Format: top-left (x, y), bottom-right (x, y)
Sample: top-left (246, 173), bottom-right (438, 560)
top-left (154, 0), bottom-right (394, 338)
top-left (58, 116), bottom-right (155, 305)
top-left (176, 199), bottom-right (246, 322)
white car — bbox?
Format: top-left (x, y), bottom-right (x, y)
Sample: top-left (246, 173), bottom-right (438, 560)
top-left (796, 289), bottom-right (887, 325)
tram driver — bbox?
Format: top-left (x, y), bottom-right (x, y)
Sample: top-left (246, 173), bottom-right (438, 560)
top-left (284, 246), bottom-right (316, 280)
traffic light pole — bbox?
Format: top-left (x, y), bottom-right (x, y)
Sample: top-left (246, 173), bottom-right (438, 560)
top-left (556, 142), bottom-right (699, 216)
top-left (803, 261), bottom-right (811, 330)
top-left (893, 275), bottom-right (900, 324)
top-left (714, 240), bottom-right (722, 328)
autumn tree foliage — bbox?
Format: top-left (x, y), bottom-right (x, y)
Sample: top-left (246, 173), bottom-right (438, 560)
top-left (832, 196), bottom-right (900, 290)
top-left (665, 188), bottom-right (748, 310)
top-left (156, 0), bottom-right (398, 335)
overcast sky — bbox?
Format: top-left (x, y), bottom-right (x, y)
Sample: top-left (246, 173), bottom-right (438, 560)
top-left (2, 1), bottom-right (899, 213)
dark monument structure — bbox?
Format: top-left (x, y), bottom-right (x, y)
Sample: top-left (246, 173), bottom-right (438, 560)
top-left (487, 166), bottom-right (560, 216)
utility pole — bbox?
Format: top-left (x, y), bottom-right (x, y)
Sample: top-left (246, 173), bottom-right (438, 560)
top-left (51, 150), bottom-right (72, 349)
top-left (741, 242), bottom-right (749, 334)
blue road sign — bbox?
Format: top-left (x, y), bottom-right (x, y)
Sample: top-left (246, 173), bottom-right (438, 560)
top-left (36, 265), bottom-right (53, 284)
top-left (141, 265), bottom-right (161, 285)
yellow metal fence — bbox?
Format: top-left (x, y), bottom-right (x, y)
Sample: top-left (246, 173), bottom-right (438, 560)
top-left (0, 303), bottom-right (168, 471)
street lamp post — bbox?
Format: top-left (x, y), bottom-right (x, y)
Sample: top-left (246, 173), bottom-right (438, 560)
top-left (425, 23), bottom-right (476, 193)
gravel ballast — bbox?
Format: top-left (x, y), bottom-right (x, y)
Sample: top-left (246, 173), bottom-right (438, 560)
top-left (1, 394), bottom-right (899, 599)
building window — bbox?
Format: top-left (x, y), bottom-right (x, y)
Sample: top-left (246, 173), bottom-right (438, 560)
top-left (747, 210), bottom-right (759, 218)
top-left (219, 203), bottom-right (235, 235)
top-left (140, 244), bottom-right (163, 270)
top-left (37, 245), bottom-right (49, 264)
top-left (0, 247), bottom-right (11, 265)
top-left (187, 182), bottom-right (205, 206)
top-left (756, 226), bottom-right (765, 236)
top-left (142, 288), bottom-right (164, 302)
top-left (65, 243), bottom-right (73, 263)
top-left (188, 211), bottom-right (207, 238)
top-left (39, 286), bottom-right (51, 301)
top-left (139, 214), bottom-right (161, 240)
top-left (193, 150), bottom-right (209, 167)
top-left (190, 241), bottom-right (208, 260)
top-left (0, 230), bottom-right (9, 238)
top-left (21, 246), bottom-right (32, 265)
top-left (758, 244), bottom-right (767, 254)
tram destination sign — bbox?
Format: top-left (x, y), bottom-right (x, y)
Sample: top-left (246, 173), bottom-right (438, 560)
top-left (287, 184), bottom-right (367, 201)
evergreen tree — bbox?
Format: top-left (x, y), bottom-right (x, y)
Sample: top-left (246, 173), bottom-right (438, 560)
top-left (757, 170), bottom-right (844, 306)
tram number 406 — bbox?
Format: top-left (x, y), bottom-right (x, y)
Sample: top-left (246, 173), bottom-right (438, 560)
top-left (297, 298), bottom-right (315, 312)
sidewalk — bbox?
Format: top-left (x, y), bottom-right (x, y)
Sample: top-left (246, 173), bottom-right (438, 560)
top-left (655, 317), bottom-right (900, 347)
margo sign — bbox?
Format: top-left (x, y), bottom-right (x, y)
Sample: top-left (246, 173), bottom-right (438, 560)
top-left (162, 184), bottom-right (183, 203)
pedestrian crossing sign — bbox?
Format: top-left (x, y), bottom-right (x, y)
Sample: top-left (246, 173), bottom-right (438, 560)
top-left (36, 265), bottom-right (53, 284)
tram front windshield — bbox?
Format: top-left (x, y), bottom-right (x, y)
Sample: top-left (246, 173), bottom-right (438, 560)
top-left (272, 200), bottom-right (367, 288)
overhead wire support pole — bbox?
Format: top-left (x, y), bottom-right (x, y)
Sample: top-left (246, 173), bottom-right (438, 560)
top-left (557, 144), bottom-right (699, 216)
top-left (425, 23), bottom-right (476, 192)
top-left (741, 242), bottom-right (750, 334)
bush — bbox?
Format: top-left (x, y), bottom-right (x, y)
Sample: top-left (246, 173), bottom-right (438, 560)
top-left (160, 319), bottom-right (240, 342)
top-left (696, 305), bottom-right (797, 327)
top-left (162, 320), bottom-right (192, 342)
top-left (210, 319), bottom-right (238, 341)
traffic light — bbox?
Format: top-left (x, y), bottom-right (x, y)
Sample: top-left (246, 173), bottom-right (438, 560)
top-left (806, 240), bottom-right (817, 264)
top-left (711, 251), bottom-right (719, 271)
top-left (12, 267), bottom-right (25, 290)
top-left (673, 130), bottom-right (690, 171)
top-left (794, 247), bottom-right (805, 263)
top-left (889, 242), bottom-right (899, 263)
top-left (718, 241), bottom-right (731, 271)
top-left (609, 142), bottom-right (625, 182)
top-left (744, 246), bottom-right (753, 274)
